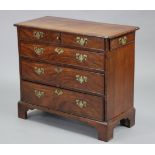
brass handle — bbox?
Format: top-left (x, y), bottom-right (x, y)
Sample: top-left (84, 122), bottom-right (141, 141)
top-left (76, 75), bottom-right (87, 84)
top-left (34, 47), bottom-right (44, 55)
top-left (33, 31), bottom-right (44, 39)
top-left (75, 99), bottom-right (87, 108)
top-left (76, 36), bottom-right (88, 46)
top-left (54, 67), bottom-right (63, 74)
top-left (76, 53), bottom-right (87, 63)
top-left (54, 47), bottom-right (64, 54)
top-left (34, 90), bottom-right (45, 98)
top-left (54, 89), bottom-right (63, 96)
top-left (34, 67), bottom-right (44, 75)
top-left (119, 36), bottom-right (127, 45)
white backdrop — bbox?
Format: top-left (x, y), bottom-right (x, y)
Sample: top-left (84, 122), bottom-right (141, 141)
top-left (0, 10), bottom-right (154, 143)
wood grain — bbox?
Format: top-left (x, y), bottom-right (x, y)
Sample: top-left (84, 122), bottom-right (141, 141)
top-left (14, 16), bottom-right (139, 38)
top-left (15, 16), bottom-right (139, 141)
top-left (19, 27), bottom-right (60, 43)
top-left (20, 42), bottom-right (105, 72)
top-left (105, 43), bottom-right (135, 121)
top-left (21, 59), bottom-right (104, 95)
top-left (61, 33), bottom-right (105, 50)
top-left (21, 80), bottom-right (104, 121)
top-left (18, 100), bottom-right (135, 141)
top-left (110, 32), bottom-right (135, 50)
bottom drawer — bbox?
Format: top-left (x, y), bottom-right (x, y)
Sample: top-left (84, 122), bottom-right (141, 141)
top-left (21, 81), bottom-right (104, 121)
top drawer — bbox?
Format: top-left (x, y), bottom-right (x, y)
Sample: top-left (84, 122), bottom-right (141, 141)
top-left (61, 33), bottom-right (105, 50)
top-left (18, 28), bottom-right (60, 44)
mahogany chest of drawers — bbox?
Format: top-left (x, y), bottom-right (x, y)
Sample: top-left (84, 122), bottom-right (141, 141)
top-left (14, 16), bottom-right (139, 141)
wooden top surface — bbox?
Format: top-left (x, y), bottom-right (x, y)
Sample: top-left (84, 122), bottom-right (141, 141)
top-left (14, 16), bottom-right (139, 38)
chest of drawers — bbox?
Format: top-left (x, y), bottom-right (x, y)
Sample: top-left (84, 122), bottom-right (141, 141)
top-left (14, 16), bottom-right (139, 141)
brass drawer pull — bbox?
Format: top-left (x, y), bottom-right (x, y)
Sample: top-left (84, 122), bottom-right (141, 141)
top-left (76, 75), bottom-right (87, 84)
top-left (54, 89), bottom-right (63, 96)
top-left (119, 36), bottom-right (127, 45)
top-left (76, 36), bottom-right (88, 46)
top-left (54, 67), bottom-right (63, 74)
top-left (76, 53), bottom-right (87, 63)
top-left (33, 31), bottom-right (44, 39)
top-left (34, 90), bottom-right (45, 98)
top-left (34, 47), bottom-right (44, 55)
top-left (54, 47), bottom-right (64, 54)
top-left (34, 67), bottom-right (44, 75)
top-left (75, 99), bottom-right (87, 108)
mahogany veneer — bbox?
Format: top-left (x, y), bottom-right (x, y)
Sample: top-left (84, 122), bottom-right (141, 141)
top-left (14, 16), bottom-right (139, 141)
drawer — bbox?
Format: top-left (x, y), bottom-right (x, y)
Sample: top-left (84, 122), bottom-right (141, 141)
top-left (21, 81), bottom-right (104, 121)
top-left (20, 43), bottom-right (104, 71)
top-left (18, 28), bottom-right (60, 43)
top-left (110, 33), bottom-right (135, 50)
top-left (61, 33), bottom-right (105, 50)
top-left (21, 59), bottom-right (104, 95)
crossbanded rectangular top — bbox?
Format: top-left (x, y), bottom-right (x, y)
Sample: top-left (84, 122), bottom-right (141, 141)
top-left (14, 16), bottom-right (139, 38)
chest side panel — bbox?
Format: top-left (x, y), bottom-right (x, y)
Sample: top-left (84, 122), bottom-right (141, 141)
top-left (105, 42), bottom-right (135, 121)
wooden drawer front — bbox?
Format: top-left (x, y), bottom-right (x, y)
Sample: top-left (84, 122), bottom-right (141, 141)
top-left (110, 33), bottom-right (135, 50)
top-left (21, 81), bottom-right (104, 121)
top-left (21, 60), bottom-right (104, 95)
top-left (61, 33), bottom-right (105, 50)
top-left (20, 43), bottom-right (104, 71)
top-left (19, 28), bottom-right (60, 43)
